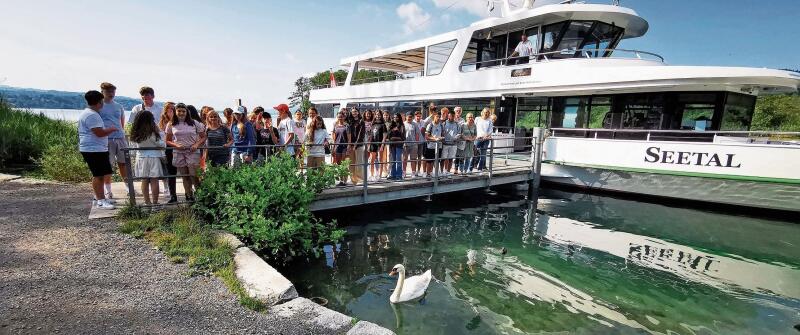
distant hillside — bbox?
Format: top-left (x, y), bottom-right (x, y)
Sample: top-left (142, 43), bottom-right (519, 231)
top-left (0, 85), bottom-right (143, 110)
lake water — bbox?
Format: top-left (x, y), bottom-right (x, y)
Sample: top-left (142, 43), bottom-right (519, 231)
top-left (22, 108), bottom-right (135, 123)
top-left (283, 188), bottom-right (800, 335)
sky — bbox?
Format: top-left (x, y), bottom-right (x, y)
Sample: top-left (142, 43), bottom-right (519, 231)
top-left (0, 0), bottom-right (797, 109)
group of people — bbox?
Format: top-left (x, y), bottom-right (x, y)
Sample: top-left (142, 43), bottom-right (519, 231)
top-left (77, 82), bottom-right (497, 210)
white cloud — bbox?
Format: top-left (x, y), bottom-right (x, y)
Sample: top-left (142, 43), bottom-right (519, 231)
top-left (430, 0), bottom-right (525, 18)
top-left (284, 52), bottom-right (300, 64)
top-left (396, 2), bottom-right (432, 35)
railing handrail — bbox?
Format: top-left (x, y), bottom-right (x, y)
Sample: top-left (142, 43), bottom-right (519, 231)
top-left (549, 128), bottom-right (800, 136)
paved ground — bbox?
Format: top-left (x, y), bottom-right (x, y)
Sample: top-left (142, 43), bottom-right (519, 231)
top-left (0, 179), bottom-right (351, 334)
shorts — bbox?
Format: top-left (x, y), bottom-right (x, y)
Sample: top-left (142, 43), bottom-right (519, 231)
top-left (173, 150), bottom-right (201, 168)
top-left (403, 144), bottom-right (418, 158)
top-left (307, 156), bottom-right (325, 168)
top-left (367, 143), bottom-right (381, 153)
top-left (335, 144), bottom-right (348, 154)
top-left (442, 145), bottom-right (457, 159)
top-left (108, 138), bottom-right (128, 164)
top-left (423, 147), bottom-right (438, 160)
top-left (81, 151), bottom-right (113, 177)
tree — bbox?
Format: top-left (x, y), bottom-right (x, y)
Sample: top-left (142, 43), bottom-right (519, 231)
top-left (287, 77), bottom-right (311, 111)
top-left (751, 93), bottom-right (800, 131)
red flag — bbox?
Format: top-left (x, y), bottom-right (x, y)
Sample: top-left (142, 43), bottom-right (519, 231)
top-left (329, 71), bottom-right (337, 87)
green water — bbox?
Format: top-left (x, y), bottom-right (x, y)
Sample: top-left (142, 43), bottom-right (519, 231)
top-left (284, 189), bottom-right (800, 334)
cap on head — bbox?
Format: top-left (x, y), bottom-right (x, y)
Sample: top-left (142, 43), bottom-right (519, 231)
top-left (233, 106), bottom-right (246, 114)
top-left (273, 103), bottom-right (290, 113)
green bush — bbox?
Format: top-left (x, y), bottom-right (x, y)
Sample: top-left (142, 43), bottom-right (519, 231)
top-left (0, 99), bottom-right (78, 167)
top-left (193, 153), bottom-right (347, 264)
top-left (38, 143), bottom-right (92, 182)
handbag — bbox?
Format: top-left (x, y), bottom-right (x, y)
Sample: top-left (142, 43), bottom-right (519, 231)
top-left (324, 139), bottom-right (331, 155)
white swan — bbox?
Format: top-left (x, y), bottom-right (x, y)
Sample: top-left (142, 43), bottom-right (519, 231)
top-left (388, 264), bottom-right (432, 303)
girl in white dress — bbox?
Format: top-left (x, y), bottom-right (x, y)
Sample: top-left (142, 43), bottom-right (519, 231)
top-left (130, 111), bottom-right (165, 205)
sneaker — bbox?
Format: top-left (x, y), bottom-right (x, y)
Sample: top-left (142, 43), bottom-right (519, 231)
top-left (103, 196), bottom-right (117, 204)
top-left (167, 197), bottom-right (178, 204)
top-left (96, 199), bottom-right (115, 210)
top-left (337, 181), bottom-right (346, 187)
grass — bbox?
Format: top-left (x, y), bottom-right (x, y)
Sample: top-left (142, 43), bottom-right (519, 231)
top-left (0, 99), bottom-right (90, 182)
top-left (118, 205), bottom-right (266, 312)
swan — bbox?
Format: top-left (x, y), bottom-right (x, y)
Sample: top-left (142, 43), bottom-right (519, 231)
top-left (388, 264), bottom-right (432, 303)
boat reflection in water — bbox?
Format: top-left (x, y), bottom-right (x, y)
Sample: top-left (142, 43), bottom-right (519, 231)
top-left (287, 191), bottom-right (800, 335)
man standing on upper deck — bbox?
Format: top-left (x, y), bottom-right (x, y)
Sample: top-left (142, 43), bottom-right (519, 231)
top-left (509, 33), bottom-right (534, 65)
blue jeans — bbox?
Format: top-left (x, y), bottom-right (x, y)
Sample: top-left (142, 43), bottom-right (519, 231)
top-left (475, 140), bottom-right (489, 170)
top-left (390, 146), bottom-right (403, 179)
top-left (460, 157), bottom-right (473, 173)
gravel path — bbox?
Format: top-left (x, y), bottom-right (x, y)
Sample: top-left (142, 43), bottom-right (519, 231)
top-left (0, 180), bottom-right (348, 334)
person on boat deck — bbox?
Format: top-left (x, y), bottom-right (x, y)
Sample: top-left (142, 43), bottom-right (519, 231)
top-left (79, 90), bottom-right (118, 210)
top-left (475, 107), bottom-right (494, 172)
top-left (256, 110), bottom-right (280, 160)
top-left (230, 106), bottom-right (256, 167)
top-left (424, 110), bottom-right (444, 179)
top-left (413, 110), bottom-right (425, 177)
top-left (387, 113), bottom-right (405, 180)
top-left (293, 110), bottom-right (307, 166)
top-left (453, 106), bottom-right (466, 175)
top-left (97, 82), bottom-right (128, 199)
top-left (403, 112), bottom-right (421, 178)
top-left (509, 33), bottom-right (534, 64)
top-left (442, 108), bottom-right (461, 177)
top-left (204, 111), bottom-right (233, 167)
top-left (460, 113), bottom-right (478, 174)
top-left (275, 103), bottom-right (295, 156)
top-left (348, 108), bottom-right (366, 185)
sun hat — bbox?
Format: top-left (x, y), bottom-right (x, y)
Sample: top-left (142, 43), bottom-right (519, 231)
top-left (273, 103), bottom-right (289, 113)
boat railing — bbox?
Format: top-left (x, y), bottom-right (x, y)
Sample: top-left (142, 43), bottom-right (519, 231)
top-left (548, 128), bottom-right (800, 145)
top-left (312, 71), bottom-right (424, 90)
top-left (459, 48), bottom-right (665, 72)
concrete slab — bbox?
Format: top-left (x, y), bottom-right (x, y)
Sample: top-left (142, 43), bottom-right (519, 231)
top-left (347, 321), bottom-right (396, 335)
top-left (233, 247), bottom-right (298, 305)
top-left (0, 173), bottom-right (21, 182)
top-left (216, 231), bottom-right (244, 248)
top-left (271, 298), bottom-right (352, 333)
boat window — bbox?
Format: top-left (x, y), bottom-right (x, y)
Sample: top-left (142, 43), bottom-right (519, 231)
top-left (516, 97), bottom-right (550, 129)
top-left (681, 104), bottom-right (715, 130)
top-left (460, 40), bottom-right (479, 71)
top-left (540, 20), bottom-right (624, 59)
top-left (551, 97), bottom-right (588, 128)
top-left (721, 93), bottom-right (756, 131)
top-left (426, 40), bottom-right (457, 76)
top-left (587, 96), bottom-right (613, 128)
top-left (506, 26), bottom-right (540, 64)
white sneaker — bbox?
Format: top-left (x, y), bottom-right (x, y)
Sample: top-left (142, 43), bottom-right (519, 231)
top-left (103, 195), bottom-right (117, 204)
top-left (96, 199), bottom-right (116, 210)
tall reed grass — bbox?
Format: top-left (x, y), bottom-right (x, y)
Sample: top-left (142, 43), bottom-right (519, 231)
top-left (0, 98), bottom-right (90, 181)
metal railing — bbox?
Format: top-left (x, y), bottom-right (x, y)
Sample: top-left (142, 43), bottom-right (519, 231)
top-left (459, 48), bottom-right (664, 71)
top-left (549, 128), bottom-right (800, 144)
top-left (121, 132), bottom-right (545, 208)
top-left (312, 71), bottom-right (424, 90)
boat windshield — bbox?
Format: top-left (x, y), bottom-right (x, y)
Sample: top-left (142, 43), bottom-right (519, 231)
top-left (540, 20), bottom-right (624, 59)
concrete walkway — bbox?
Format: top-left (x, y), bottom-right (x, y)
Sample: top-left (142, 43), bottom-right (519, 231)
top-left (0, 179), bottom-right (362, 334)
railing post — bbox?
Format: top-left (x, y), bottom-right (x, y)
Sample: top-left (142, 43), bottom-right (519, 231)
top-left (528, 128), bottom-right (544, 199)
top-left (433, 143), bottom-right (439, 195)
top-left (123, 148), bottom-right (136, 207)
top-left (362, 142), bottom-right (368, 203)
top-left (487, 138), bottom-right (494, 191)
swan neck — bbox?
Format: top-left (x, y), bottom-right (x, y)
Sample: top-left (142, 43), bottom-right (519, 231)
top-left (393, 269), bottom-right (405, 301)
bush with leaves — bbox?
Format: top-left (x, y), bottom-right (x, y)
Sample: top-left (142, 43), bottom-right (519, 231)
top-left (193, 153), bottom-right (348, 264)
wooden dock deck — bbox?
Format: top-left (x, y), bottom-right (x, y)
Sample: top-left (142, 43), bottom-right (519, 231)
top-left (311, 159), bottom-right (534, 211)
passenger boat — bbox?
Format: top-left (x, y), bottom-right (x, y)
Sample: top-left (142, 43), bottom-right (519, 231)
top-left (309, 0), bottom-right (800, 212)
